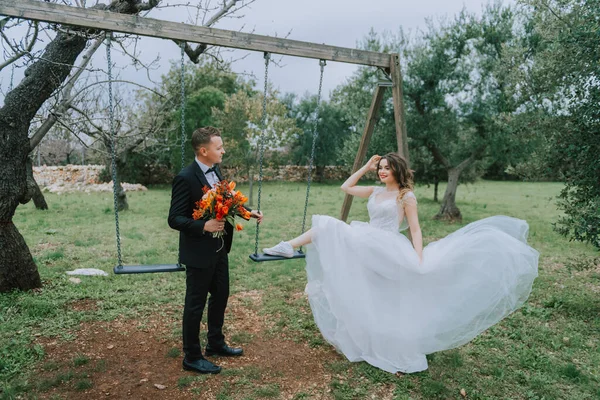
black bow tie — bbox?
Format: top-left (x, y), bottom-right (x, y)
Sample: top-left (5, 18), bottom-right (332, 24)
top-left (205, 166), bottom-right (217, 174)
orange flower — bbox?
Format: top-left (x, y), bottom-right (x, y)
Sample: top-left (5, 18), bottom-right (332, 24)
top-left (237, 206), bottom-right (251, 220)
top-left (192, 208), bottom-right (203, 220)
top-left (236, 223), bottom-right (243, 231)
top-left (193, 180), bottom-right (251, 226)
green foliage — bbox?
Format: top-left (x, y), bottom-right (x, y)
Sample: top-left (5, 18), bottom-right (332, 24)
top-left (330, 31), bottom-right (399, 164)
top-left (214, 86), bottom-right (300, 178)
top-left (285, 93), bottom-right (351, 180)
top-left (509, 0), bottom-right (600, 248)
top-left (97, 151), bottom-right (175, 185)
top-left (332, 8), bottom-right (531, 218)
top-left (134, 59), bottom-right (254, 175)
top-left (403, 5), bottom-right (524, 173)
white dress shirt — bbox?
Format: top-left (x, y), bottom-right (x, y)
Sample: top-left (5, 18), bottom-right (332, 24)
top-left (195, 158), bottom-right (219, 189)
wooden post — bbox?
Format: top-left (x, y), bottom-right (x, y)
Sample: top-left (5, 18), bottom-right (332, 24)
top-left (389, 53), bottom-right (410, 165)
top-left (339, 84), bottom-right (387, 222)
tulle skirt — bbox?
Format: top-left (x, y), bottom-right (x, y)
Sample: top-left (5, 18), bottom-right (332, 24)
top-left (304, 215), bottom-right (539, 373)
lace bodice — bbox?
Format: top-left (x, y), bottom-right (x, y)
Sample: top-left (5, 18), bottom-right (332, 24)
top-left (367, 187), bottom-right (416, 233)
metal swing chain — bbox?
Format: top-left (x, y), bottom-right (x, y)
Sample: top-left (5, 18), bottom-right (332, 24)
top-left (300, 60), bottom-right (326, 246)
top-left (106, 33), bottom-right (123, 268)
top-left (180, 42), bottom-right (186, 171)
top-left (253, 52), bottom-right (271, 256)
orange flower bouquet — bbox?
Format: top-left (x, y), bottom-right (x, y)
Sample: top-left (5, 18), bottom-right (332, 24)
top-left (192, 180), bottom-right (251, 239)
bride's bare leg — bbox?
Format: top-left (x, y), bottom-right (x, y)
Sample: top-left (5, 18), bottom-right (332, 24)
top-left (288, 229), bottom-right (313, 248)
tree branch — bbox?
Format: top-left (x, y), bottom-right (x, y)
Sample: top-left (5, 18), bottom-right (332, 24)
top-left (70, 79), bottom-right (165, 101)
top-left (124, 137), bottom-right (144, 154)
top-left (426, 142), bottom-right (451, 169)
top-left (68, 103), bottom-right (105, 133)
top-left (455, 144), bottom-right (487, 173)
top-left (0, 22), bottom-right (39, 72)
top-left (29, 35), bottom-right (104, 151)
top-left (174, 0), bottom-right (241, 64)
top-left (135, 0), bottom-right (161, 12)
top-left (205, 0), bottom-right (240, 27)
top-left (539, 0), bottom-right (569, 25)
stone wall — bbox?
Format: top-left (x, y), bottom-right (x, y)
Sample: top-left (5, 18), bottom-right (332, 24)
top-left (34, 165), bottom-right (103, 186)
top-left (33, 164), bottom-right (372, 191)
top-left (221, 165), bottom-right (356, 182)
top-left (33, 165), bottom-right (147, 194)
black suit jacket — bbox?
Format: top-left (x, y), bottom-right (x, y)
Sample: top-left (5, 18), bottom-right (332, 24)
top-left (168, 161), bottom-right (248, 266)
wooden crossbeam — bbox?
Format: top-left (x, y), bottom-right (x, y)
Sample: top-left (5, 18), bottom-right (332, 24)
top-left (0, 0), bottom-right (392, 68)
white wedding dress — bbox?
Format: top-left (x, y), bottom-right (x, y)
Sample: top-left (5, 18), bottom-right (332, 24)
top-left (304, 186), bottom-right (539, 373)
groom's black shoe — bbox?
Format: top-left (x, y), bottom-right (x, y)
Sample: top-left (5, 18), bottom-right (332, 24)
top-left (182, 357), bottom-right (221, 374)
top-left (205, 344), bottom-right (243, 357)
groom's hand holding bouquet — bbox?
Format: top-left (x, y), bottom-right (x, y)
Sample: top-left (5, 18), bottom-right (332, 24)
top-left (192, 180), bottom-right (251, 238)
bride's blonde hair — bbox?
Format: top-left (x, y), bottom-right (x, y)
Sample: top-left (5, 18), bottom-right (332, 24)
top-left (377, 153), bottom-right (414, 201)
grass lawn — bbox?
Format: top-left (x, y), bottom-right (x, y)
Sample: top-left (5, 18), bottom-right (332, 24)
top-left (1, 180), bottom-right (598, 399)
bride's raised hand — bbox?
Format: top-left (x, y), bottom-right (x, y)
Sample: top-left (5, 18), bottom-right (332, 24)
top-left (366, 155), bottom-right (381, 171)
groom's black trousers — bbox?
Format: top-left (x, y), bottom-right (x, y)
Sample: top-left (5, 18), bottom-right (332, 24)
top-left (182, 250), bottom-right (229, 361)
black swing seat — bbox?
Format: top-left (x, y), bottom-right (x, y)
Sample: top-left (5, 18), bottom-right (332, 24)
top-left (113, 264), bottom-right (186, 274)
top-left (249, 250), bottom-right (306, 262)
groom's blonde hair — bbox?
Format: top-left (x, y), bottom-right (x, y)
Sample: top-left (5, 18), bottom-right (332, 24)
top-left (191, 126), bottom-right (221, 153)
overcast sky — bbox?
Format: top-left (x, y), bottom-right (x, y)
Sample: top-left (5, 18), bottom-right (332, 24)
top-left (0, 0), bottom-right (513, 105)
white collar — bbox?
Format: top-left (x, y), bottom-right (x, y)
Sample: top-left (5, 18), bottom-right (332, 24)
top-left (195, 157), bottom-right (214, 173)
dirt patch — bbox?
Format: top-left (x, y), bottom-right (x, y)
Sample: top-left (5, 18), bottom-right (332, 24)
top-left (33, 291), bottom-right (341, 399)
top-left (66, 299), bottom-right (99, 312)
top-left (33, 242), bottom-right (60, 253)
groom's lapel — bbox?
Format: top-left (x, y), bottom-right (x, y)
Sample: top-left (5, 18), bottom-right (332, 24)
top-left (193, 162), bottom-right (211, 190)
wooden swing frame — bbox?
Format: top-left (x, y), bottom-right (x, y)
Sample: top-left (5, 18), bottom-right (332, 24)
top-left (0, 0), bottom-right (409, 221)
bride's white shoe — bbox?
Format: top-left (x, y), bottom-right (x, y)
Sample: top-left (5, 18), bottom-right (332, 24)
top-left (263, 241), bottom-right (294, 258)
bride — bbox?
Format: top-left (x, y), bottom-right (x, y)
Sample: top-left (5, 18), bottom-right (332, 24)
top-left (263, 153), bottom-right (539, 373)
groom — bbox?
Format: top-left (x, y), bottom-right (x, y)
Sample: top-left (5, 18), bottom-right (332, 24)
top-left (168, 126), bottom-right (263, 374)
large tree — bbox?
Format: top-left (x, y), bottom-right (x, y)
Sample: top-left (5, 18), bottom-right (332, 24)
top-left (0, 0), bottom-right (255, 293)
top-left (507, 0), bottom-right (600, 248)
top-left (402, 5), bottom-right (523, 220)
top-left (333, 11), bottom-right (525, 216)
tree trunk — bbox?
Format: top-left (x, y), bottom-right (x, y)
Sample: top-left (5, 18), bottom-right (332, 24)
top-left (32, 185), bottom-right (49, 210)
top-left (0, 32), bottom-right (86, 292)
top-left (104, 145), bottom-right (131, 212)
top-left (434, 168), bottom-right (462, 221)
top-left (315, 165), bottom-right (325, 183)
top-left (109, 160), bottom-right (129, 212)
top-left (433, 179), bottom-right (439, 202)
top-left (26, 158), bottom-right (48, 210)
top-left (115, 182), bottom-right (129, 212)
top-left (0, 222), bottom-right (42, 292)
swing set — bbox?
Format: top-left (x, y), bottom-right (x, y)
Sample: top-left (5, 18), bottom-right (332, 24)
top-left (0, 0), bottom-right (410, 273)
